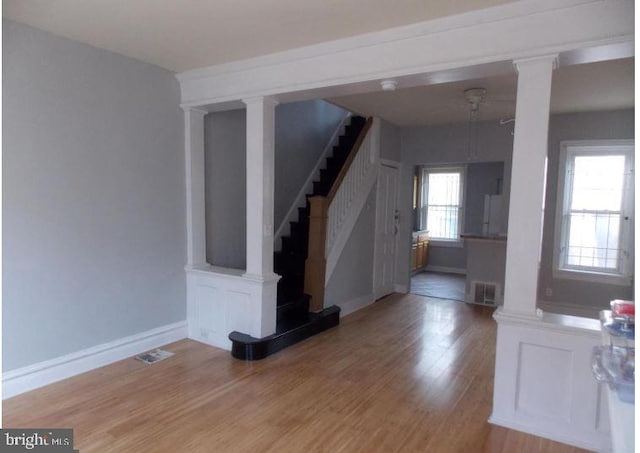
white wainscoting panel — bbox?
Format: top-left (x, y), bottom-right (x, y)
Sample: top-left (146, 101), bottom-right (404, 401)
top-left (186, 265), bottom-right (279, 349)
top-left (490, 309), bottom-right (611, 452)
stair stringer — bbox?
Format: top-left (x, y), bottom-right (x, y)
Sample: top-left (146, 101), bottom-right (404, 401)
top-left (324, 118), bottom-right (381, 284)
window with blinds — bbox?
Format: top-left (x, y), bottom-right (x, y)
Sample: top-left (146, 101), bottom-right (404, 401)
top-left (554, 141), bottom-right (634, 284)
top-left (420, 167), bottom-right (464, 241)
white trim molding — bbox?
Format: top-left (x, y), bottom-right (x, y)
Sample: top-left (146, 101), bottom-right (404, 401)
top-left (336, 294), bottom-right (375, 318)
top-left (3, 321), bottom-right (188, 400)
top-left (176, 0), bottom-right (632, 107)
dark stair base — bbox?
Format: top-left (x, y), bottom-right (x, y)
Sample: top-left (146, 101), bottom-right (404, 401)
top-left (229, 306), bottom-right (340, 360)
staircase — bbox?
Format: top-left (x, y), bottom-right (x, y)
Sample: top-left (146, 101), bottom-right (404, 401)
top-left (230, 115), bottom-right (368, 360)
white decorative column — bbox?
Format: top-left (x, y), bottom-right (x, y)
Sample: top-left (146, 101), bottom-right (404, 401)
top-left (490, 56), bottom-right (611, 452)
top-left (242, 96), bottom-right (280, 338)
top-left (183, 107), bottom-right (207, 267)
top-left (501, 55), bottom-right (556, 319)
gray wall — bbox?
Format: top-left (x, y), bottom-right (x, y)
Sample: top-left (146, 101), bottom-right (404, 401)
top-left (3, 20), bottom-right (185, 371)
top-left (380, 119), bottom-right (402, 162)
top-left (204, 109), bottom-right (247, 269)
top-left (325, 186), bottom-right (377, 306)
top-left (539, 109), bottom-right (634, 309)
top-left (464, 162), bottom-right (505, 235)
top-left (275, 101), bottom-right (346, 229)
top-left (398, 120), bottom-right (514, 285)
top-left (204, 100), bottom-right (346, 269)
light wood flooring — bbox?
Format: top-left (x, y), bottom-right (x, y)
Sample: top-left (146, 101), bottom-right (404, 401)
top-left (4, 294), bottom-right (590, 452)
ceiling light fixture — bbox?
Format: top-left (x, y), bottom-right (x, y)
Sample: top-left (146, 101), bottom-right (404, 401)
top-left (464, 88), bottom-right (486, 159)
top-left (380, 80), bottom-right (398, 91)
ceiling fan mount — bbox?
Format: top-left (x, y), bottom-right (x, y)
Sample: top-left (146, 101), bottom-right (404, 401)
top-left (464, 88), bottom-right (487, 111)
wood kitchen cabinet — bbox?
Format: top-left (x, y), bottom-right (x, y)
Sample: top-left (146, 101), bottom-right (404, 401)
top-left (411, 233), bottom-right (429, 272)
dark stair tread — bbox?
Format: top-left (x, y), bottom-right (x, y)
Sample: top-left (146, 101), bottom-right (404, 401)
top-left (235, 115), bottom-right (364, 361)
top-left (229, 306), bottom-right (341, 360)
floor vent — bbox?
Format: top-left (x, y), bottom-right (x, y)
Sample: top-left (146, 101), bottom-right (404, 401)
top-left (470, 281), bottom-right (499, 306)
top-left (135, 349), bottom-right (174, 364)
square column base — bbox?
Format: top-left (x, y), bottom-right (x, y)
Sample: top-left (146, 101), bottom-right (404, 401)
top-left (490, 309), bottom-right (610, 452)
top-left (186, 266), bottom-right (280, 349)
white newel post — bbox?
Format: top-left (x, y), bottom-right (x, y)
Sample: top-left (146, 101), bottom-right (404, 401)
top-left (243, 96), bottom-right (280, 338)
top-left (184, 107), bottom-right (207, 267)
top-left (501, 55), bottom-right (556, 319)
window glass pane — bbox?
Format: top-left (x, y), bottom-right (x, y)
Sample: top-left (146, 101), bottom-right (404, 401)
top-left (566, 212), bottom-right (620, 270)
top-left (425, 171), bottom-right (461, 239)
top-left (571, 155), bottom-right (625, 211)
top-left (427, 173), bottom-right (459, 205)
top-left (427, 206), bottom-right (459, 239)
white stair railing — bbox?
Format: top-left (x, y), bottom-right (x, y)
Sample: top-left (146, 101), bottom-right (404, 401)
top-left (324, 118), bottom-right (380, 282)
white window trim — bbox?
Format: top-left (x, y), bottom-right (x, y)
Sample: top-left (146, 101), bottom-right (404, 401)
top-left (420, 165), bottom-right (466, 246)
top-left (552, 140), bottom-right (634, 286)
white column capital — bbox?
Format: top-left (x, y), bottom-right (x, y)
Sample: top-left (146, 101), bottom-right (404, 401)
top-left (513, 54), bottom-right (559, 72)
top-left (242, 96), bottom-right (279, 108)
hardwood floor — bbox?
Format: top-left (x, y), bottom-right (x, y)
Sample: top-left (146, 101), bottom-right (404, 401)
top-left (4, 294), bottom-right (590, 452)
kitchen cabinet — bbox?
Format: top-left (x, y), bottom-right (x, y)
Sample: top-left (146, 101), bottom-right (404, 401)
top-left (411, 233), bottom-right (429, 272)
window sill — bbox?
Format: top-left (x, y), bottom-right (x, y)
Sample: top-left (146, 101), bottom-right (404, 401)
top-left (552, 268), bottom-right (632, 287)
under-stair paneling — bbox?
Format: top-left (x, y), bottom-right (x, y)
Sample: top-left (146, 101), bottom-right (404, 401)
top-left (324, 186), bottom-right (377, 315)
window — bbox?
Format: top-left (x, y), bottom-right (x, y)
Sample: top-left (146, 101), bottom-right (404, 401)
top-left (419, 167), bottom-right (465, 243)
top-left (554, 141), bottom-right (634, 284)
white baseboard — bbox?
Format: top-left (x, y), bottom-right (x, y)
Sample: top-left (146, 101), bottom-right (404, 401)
top-left (394, 284), bottom-right (409, 293)
top-left (338, 294), bottom-right (375, 317)
top-left (423, 265), bottom-right (467, 275)
top-left (488, 414), bottom-right (609, 452)
top-left (2, 321), bottom-right (188, 400)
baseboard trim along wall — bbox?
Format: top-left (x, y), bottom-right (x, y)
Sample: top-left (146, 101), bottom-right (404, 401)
top-left (394, 284), bottom-right (409, 293)
top-left (488, 415), bottom-right (604, 452)
top-left (338, 294), bottom-right (375, 317)
top-left (2, 321), bottom-right (188, 399)
top-left (423, 265), bottom-right (467, 275)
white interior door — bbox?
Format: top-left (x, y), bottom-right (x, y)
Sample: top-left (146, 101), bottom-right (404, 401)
top-left (374, 163), bottom-right (399, 300)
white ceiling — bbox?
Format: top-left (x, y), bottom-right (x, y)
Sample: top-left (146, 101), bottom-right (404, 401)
top-left (329, 58), bottom-right (635, 126)
top-left (3, 0), bottom-right (514, 72)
